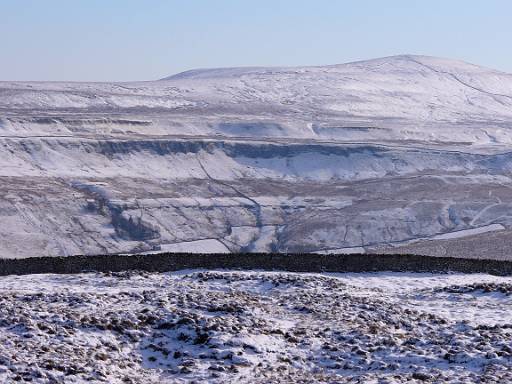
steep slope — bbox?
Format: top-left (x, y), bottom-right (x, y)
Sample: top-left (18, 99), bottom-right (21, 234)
top-left (1, 55), bottom-right (512, 258)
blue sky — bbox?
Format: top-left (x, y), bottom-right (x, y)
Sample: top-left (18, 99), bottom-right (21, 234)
top-left (1, 0), bottom-right (511, 81)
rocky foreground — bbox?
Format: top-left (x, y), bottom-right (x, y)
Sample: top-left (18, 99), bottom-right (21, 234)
top-left (0, 270), bottom-right (511, 383)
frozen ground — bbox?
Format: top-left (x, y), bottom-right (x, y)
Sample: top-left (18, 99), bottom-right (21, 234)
top-left (0, 270), bottom-right (510, 383)
top-left (2, 55), bottom-right (512, 258)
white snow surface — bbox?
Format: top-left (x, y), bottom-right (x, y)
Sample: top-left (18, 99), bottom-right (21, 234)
top-left (430, 223), bottom-right (505, 240)
top-left (0, 270), bottom-right (510, 383)
top-left (156, 239), bottom-right (230, 253)
top-left (330, 272), bottom-right (512, 325)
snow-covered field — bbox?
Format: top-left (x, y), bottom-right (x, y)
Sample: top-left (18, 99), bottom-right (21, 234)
top-left (2, 55), bottom-right (512, 258)
top-left (0, 270), bottom-right (510, 383)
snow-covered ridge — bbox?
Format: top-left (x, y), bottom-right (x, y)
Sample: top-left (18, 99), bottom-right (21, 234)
top-left (2, 55), bottom-right (512, 147)
top-left (163, 55), bottom-right (506, 80)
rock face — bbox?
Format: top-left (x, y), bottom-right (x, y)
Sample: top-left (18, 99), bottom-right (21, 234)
top-left (2, 55), bottom-right (512, 258)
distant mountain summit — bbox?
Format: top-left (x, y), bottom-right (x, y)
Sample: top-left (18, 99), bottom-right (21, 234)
top-left (162, 55), bottom-right (506, 80)
top-left (161, 66), bottom-right (273, 80)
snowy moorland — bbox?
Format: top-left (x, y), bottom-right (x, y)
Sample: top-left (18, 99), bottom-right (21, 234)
top-left (2, 55), bottom-right (512, 257)
top-left (0, 270), bottom-right (510, 383)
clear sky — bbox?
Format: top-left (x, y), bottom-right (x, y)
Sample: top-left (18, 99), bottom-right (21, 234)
top-left (1, 0), bottom-right (511, 81)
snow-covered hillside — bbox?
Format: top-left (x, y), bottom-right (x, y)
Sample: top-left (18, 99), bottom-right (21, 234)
top-left (3, 55), bottom-right (512, 146)
top-left (2, 55), bottom-right (512, 257)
